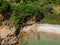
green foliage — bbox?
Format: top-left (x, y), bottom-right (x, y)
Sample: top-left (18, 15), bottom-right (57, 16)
top-left (0, 19), bottom-right (2, 26)
top-left (0, 0), bottom-right (10, 12)
top-left (48, 0), bottom-right (60, 4)
top-left (7, 0), bottom-right (60, 28)
top-left (0, 0), bottom-right (60, 28)
top-left (12, 1), bottom-right (42, 28)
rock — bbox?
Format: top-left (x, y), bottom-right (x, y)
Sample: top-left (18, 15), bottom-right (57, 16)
top-left (1, 36), bottom-right (18, 45)
top-left (0, 25), bottom-right (18, 45)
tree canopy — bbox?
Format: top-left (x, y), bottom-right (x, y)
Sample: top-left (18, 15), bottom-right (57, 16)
top-left (0, 0), bottom-right (60, 29)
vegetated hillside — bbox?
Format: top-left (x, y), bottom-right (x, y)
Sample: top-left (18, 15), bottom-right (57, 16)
top-left (0, 0), bottom-right (60, 29)
top-left (0, 0), bottom-right (60, 45)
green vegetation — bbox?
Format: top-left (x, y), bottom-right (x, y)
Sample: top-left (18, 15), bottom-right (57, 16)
top-left (0, 0), bottom-right (10, 13)
top-left (0, 0), bottom-right (60, 45)
top-left (0, 0), bottom-right (60, 27)
top-left (41, 12), bottom-right (60, 24)
top-left (0, 19), bottom-right (2, 26)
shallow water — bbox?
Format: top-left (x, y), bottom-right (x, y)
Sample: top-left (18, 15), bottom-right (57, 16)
top-left (18, 24), bottom-right (60, 45)
top-left (18, 33), bottom-right (60, 45)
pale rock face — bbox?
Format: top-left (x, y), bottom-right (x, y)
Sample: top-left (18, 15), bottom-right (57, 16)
top-left (0, 26), bottom-right (15, 39)
top-left (0, 26), bottom-right (17, 45)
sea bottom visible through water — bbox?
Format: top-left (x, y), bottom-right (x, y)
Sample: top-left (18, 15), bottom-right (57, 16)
top-left (18, 31), bottom-right (60, 45)
top-left (17, 24), bottom-right (60, 45)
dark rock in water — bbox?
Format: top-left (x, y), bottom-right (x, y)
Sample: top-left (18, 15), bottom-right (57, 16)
top-left (1, 35), bottom-right (18, 45)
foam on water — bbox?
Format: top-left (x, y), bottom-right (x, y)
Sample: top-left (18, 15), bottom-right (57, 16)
top-left (22, 24), bottom-right (60, 34)
top-left (37, 24), bottom-right (60, 34)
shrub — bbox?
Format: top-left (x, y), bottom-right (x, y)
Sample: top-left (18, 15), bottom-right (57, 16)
top-left (0, 19), bottom-right (2, 26)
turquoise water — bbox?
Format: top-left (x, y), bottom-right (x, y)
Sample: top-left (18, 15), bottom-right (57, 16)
top-left (21, 35), bottom-right (60, 45)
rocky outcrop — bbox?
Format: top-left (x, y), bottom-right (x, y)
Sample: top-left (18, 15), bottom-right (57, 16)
top-left (1, 35), bottom-right (18, 45)
top-left (0, 25), bottom-right (18, 45)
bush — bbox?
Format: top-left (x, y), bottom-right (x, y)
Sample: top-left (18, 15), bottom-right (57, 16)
top-left (0, 19), bottom-right (2, 26)
top-left (0, 0), bottom-right (10, 13)
top-left (12, 1), bottom-right (42, 28)
top-left (0, 0), bottom-right (60, 28)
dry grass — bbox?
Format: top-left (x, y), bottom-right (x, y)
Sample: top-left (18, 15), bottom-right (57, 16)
top-left (53, 5), bottom-right (60, 14)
